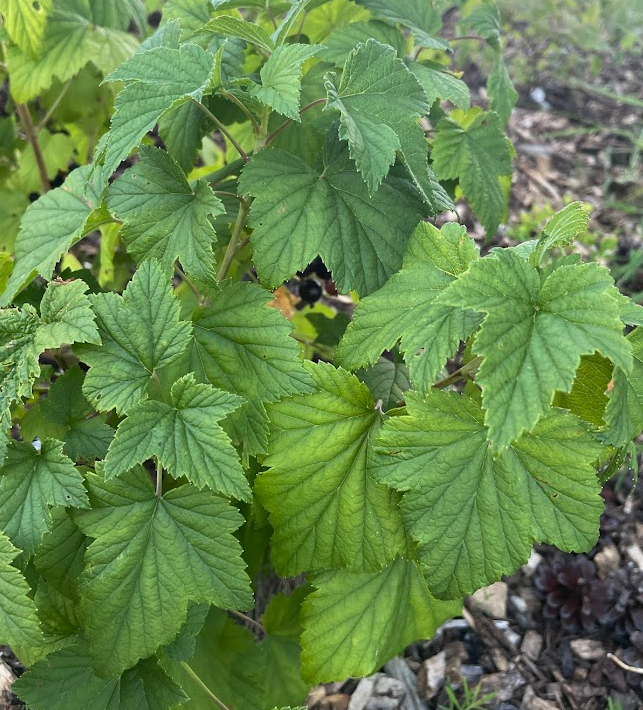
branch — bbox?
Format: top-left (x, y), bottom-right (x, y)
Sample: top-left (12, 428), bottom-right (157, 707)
top-left (15, 103), bottom-right (50, 193)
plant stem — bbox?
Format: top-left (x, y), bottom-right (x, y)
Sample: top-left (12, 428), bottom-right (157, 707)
top-left (432, 356), bottom-right (483, 390)
top-left (205, 157), bottom-right (247, 186)
top-left (155, 459), bottom-right (163, 498)
top-left (449, 34), bottom-right (487, 42)
top-left (175, 265), bottom-right (202, 304)
top-left (15, 103), bottom-right (50, 193)
top-left (37, 79), bottom-right (72, 131)
top-left (216, 199), bottom-right (250, 281)
top-left (228, 609), bottom-right (265, 634)
top-left (191, 99), bottom-right (249, 163)
top-left (266, 97), bottom-right (327, 145)
top-left (180, 662), bottom-right (232, 710)
top-left (220, 90), bottom-right (260, 134)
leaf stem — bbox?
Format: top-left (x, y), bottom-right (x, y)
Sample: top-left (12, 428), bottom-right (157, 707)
top-left (449, 34), bottom-right (487, 43)
top-left (228, 609), bottom-right (265, 634)
top-left (266, 97), bottom-right (327, 145)
top-left (175, 265), bottom-right (203, 304)
top-left (180, 662), bottom-right (232, 710)
top-left (220, 90), bottom-right (260, 134)
top-left (191, 99), bottom-right (249, 163)
top-left (216, 199), bottom-right (250, 281)
top-left (15, 103), bottom-right (50, 193)
top-left (155, 459), bottom-right (163, 498)
top-left (432, 356), bottom-right (483, 390)
top-left (205, 157), bottom-right (247, 186)
top-left (37, 79), bottom-right (72, 131)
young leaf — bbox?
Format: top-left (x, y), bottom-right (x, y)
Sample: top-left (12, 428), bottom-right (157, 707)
top-left (256, 362), bottom-right (410, 576)
top-left (372, 391), bottom-right (605, 598)
top-left (240, 129), bottom-right (426, 295)
top-left (202, 15), bottom-right (275, 54)
top-left (0, 0), bottom-right (52, 57)
top-left (325, 39), bottom-right (452, 212)
top-left (76, 467), bottom-right (253, 676)
top-left (432, 109), bottom-right (512, 235)
top-left (179, 279), bottom-right (314, 456)
top-left (488, 55), bottom-right (518, 124)
top-left (272, 0), bottom-right (314, 45)
top-left (35, 280), bottom-right (100, 350)
top-left (337, 222), bottom-right (481, 389)
top-left (440, 250), bottom-right (631, 448)
top-left (0, 531), bottom-right (43, 660)
top-left (14, 642), bottom-right (187, 710)
top-left (605, 327), bottom-right (643, 446)
top-left (104, 374), bottom-right (250, 500)
top-left (353, 0), bottom-right (443, 48)
top-left (530, 201), bottom-right (591, 266)
top-left (357, 357), bottom-right (410, 412)
top-left (106, 146), bottom-right (225, 284)
top-left (301, 558), bottom-right (460, 683)
top-left (76, 260), bottom-right (192, 415)
top-left (100, 43), bottom-right (215, 176)
top-left (250, 44), bottom-right (321, 120)
top-left (1, 166), bottom-right (106, 305)
top-left (0, 440), bottom-right (89, 557)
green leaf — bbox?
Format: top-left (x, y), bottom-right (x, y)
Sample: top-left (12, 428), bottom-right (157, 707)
top-left (0, 0), bottom-right (52, 57)
top-left (605, 327), bottom-right (643, 446)
top-left (105, 374), bottom-right (249, 500)
top-left (410, 61), bottom-right (471, 111)
top-left (432, 109), bottom-right (512, 235)
top-left (179, 279), bottom-right (314, 456)
top-left (325, 39), bottom-right (453, 212)
top-left (76, 259), bottom-right (192, 415)
top-left (101, 43), bottom-right (215, 176)
top-left (106, 146), bottom-right (225, 284)
top-left (239, 130), bottom-right (426, 295)
top-left (353, 0), bottom-right (443, 48)
top-left (372, 391), bottom-right (605, 598)
top-left (554, 354), bottom-right (612, 428)
top-left (440, 249), bottom-right (631, 448)
top-left (158, 100), bottom-right (211, 173)
top-left (76, 467), bottom-right (253, 676)
top-left (301, 558), bottom-right (460, 683)
top-left (531, 201), bottom-right (591, 266)
top-left (40, 366), bottom-right (114, 461)
top-left (6, 2), bottom-right (138, 104)
top-left (272, 0), bottom-right (314, 45)
top-left (337, 222), bottom-right (481, 389)
top-left (162, 603), bottom-right (210, 662)
top-left (17, 129), bottom-right (75, 194)
top-left (0, 439), bottom-right (88, 557)
top-left (14, 642), bottom-right (187, 710)
top-left (488, 55), bottom-right (518, 124)
top-left (35, 280), bottom-right (100, 350)
top-left (0, 531), bottom-right (43, 661)
top-left (251, 43), bottom-right (321, 120)
top-left (357, 357), bottom-right (410, 412)
top-left (202, 15), bottom-right (275, 53)
top-left (1, 166), bottom-right (106, 306)
top-left (256, 361), bottom-right (409, 576)
top-left (321, 20), bottom-right (406, 67)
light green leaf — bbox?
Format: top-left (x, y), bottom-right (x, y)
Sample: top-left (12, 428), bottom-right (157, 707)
top-left (40, 366), bottom-right (114, 461)
top-left (605, 327), bottom-right (643, 446)
top-left (353, 0), bottom-right (443, 48)
top-left (432, 110), bottom-right (512, 235)
top-left (179, 279), bottom-right (314, 456)
top-left (373, 391), bottom-right (605, 598)
top-left (6, 2), bottom-right (138, 104)
top-left (105, 374), bottom-right (249, 500)
top-left (158, 99), bottom-right (210, 173)
top-left (325, 39), bottom-right (452, 213)
top-left (488, 55), bottom-right (518, 124)
top-left (301, 558), bottom-right (460, 683)
top-left (251, 43), bottom-right (321, 120)
top-left (272, 0), bottom-right (314, 45)
top-left (0, 439), bottom-right (88, 557)
top-left (337, 222), bottom-right (481, 389)
top-left (36, 280), bottom-right (100, 350)
top-left (203, 15), bottom-right (275, 53)
top-left (239, 130), bottom-right (426, 295)
top-left (101, 43), bottom-right (215, 177)
top-left (321, 20), bottom-right (406, 66)
top-left (531, 201), bottom-right (591, 266)
top-left (76, 260), bottom-right (192, 415)
top-left (357, 357), bottom-right (410, 412)
top-left (440, 249), bottom-right (631, 448)
top-left (76, 467), bottom-right (253, 676)
top-left (0, 531), bottom-right (43, 661)
top-left (1, 165), bottom-right (106, 306)
top-left (554, 354), bottom-right (612, 428)
top-left (14, 641), bottom-right (187, 710)
top-left (0, 0), bottom-right (52, 57)
top-left (410, 61), bottom-right (470, 111)
top-left (256, 361), bottom-right (409, 576)
top-left (106, 146), bottom-right (225, 284)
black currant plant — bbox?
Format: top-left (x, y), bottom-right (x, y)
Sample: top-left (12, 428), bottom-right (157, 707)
top-left (0, 0), bottom-right (641, 708)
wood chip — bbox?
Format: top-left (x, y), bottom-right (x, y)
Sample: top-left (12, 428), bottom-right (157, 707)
top-left (417, 651), bottom-right (446, 701)
top-left (348, 678), bottom-right (376, 710)
top-left (477, 669), bottom-right (526, 702)
top-left (470, 581), bottom-right (508, 618)
top-left (594, 545), bottom-right (621, 577)
top-left (520, 630), bottom-right (544, 661)
top-left (521, 686), bottom-right (559, 710)
top-left (570, 638), bottom-right (605, 661)
top-left (323, 694), bottom-right (351, 710)
top-left (625, 544), bottom-right (643, 570)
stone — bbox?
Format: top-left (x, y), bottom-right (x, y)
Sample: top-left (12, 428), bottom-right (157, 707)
top-left (521, 686), bottom-right (559, 710)
top-left (373, 676), bottom-right (405, 699)
top-left (417, 651), bottom-right (446, 701)
top-left (626, 544), bottom-right (643, 570)
top-left (477, 669), bottom-right (526, 702)
top-left (307, 686), bottom-right (327, 709)
top-left (348, 678), bottom-right (377, 710)
top-left (570, 638), bottom-right (605, 661)
top-left (323, 694), bottom-right (351, 710)
top-left (365, 699), bottom-right (400, 710)
top-left (470, 581), bottom-right (509, 618)
top-left (594, 545), bottom-right (621, 577)
top-left (520, 630), bottom-right (543, 661)
top-left (522, 550), bottom-right (543, 577)
top-left (490, 647), bottom-right (510, 671)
